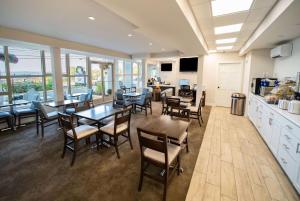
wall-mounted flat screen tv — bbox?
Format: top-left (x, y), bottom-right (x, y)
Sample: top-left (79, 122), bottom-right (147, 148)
top-left (161, 63), bottom-right (172, 71)
top-left (179, 57), bottom-right (198, 72)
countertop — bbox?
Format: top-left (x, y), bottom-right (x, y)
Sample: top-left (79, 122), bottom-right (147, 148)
top-left (251, 94), bottom-right (300, 128)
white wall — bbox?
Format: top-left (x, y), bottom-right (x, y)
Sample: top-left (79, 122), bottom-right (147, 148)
top-left (274, 37), bottom-right (300, 80)
top-left (158, 58), bottom-right (198, 89)
top-left (202, 53), bottom-right (245, 106)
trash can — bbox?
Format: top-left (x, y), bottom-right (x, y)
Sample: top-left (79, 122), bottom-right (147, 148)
top-left (230, 93), bottom-right (246, 116)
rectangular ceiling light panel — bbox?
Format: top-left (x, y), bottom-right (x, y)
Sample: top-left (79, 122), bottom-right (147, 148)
top-left (214, 23), bottom-right (243, 35)
top-left (216, 46), bottom-right (233, 50)
top-left (211, 0), bottom-right (253, 16)
top-left (216, 38), bottom-right (237, 44)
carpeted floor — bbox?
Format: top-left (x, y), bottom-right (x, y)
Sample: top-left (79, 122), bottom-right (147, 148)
top-left (0, 102), bottom-right (211, 201)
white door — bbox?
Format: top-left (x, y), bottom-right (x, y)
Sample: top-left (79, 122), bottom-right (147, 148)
top-left (215, 62), bottom-right (243, 107)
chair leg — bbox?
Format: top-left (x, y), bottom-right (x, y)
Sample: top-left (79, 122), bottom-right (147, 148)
top-left (138, 160), bottom-right (144, 191)
top-left (61, 136), bottom-right (67, 158)
top-left (185, 137), bottom-right (189, 153)
top-left (71, 141), bottom-right (78, 166)
top-left (127, 130), bottom-right (133, 150)
top-left (114, 136), bottom-right (120, 159)
top-left (96, 134), bottom-right (99, 151)
top-left (41, 121), bottom-right (45, 138)
top-left (177, 155), bottom-right (181, 175)
top-left (197, 117), bottom-right (202, 127)
top-left (145, 107), bottom-right (147, 116)
top-left (150, 103), bottom-right (152, 114)
top-left (18, 116), bottom-right (21, 127)
top-left (163, 169), bottom-right (168, 201)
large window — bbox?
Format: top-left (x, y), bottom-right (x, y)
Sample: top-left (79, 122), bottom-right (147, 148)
top-left (62, 53), bottom-right (88, 94)
top-left (0, 45), bottom-right (53, 107)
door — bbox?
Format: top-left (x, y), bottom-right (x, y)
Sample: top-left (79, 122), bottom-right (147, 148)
top-left (215, 62), bottom-right (243, 107)
top-left (90, 62), bottom-right (113, 103)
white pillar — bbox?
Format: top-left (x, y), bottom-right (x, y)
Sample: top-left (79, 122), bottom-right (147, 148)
top-left (196, 55), bottom-right (204, 106)
top-left (50, 47), bottom-right (64, 101)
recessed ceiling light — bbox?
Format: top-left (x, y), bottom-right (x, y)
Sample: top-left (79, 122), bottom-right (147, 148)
top-left (128, 33), bottom-right (133, 37)
top-left (149, 42), bottom-right (153, 46)
top-left (208, 50), bottom-right (217, 53)
top-left (214, 23), bottom-right (243, 35)
top-left (88, 16), bottom-right (95, 21)
top-left (216, 46), bottom-right (233, 50)
top-left (216, 38), bottom-right (237, 44)
top-left (211, 0), bottom-right (253, 16)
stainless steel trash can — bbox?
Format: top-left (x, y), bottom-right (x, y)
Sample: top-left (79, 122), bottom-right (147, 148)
top-left (230, 93), bottom-right (246, 116)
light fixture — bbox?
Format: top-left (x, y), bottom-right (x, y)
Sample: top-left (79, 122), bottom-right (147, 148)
top-left (149, 42), bottom-right (153, 46)
top-left (128, 33), bottom-right (133, 37)
top-left (214, 23), bottom-right (243, 35)
top-left (88, 16), bottom-right (95, 21)
top-left (208, 50), bottom-right (217, 53)
top-left (211, 0), bottom-right (253, 16)
top-left (216, 46), bottom-right (233, 50)
top-left (216, 38), bottom-right (237, 44)
top-left (161, 48), bottom-right (165, 51)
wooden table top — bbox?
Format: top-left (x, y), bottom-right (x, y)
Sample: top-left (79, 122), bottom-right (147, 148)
top-left (0, 100), bottom-right (30, 108)
top-left (123, 92), bottom-right (142, 97)
top-left (139, 115), bottom-right (190, 140)
top-left (70, 93), bottom-right (87, 97)
top-left (45, 99), bottom-right (80, 107)
top-left (74, 103), bottom-right (121, 121)
top-left (169, 96), bottom-right (193, 103)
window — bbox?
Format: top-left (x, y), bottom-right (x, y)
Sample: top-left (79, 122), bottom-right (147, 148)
top-left (0, 45), bottom-right (8, 107)
top-left (132, 61), bottom-right (142, 89)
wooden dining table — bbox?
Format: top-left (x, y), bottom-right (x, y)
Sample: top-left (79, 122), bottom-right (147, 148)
top-left (139, 115), bottom-right (190, 141)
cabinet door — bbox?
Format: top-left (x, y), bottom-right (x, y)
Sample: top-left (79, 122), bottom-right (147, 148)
top-left (269, 118), bottom-right (281, 156)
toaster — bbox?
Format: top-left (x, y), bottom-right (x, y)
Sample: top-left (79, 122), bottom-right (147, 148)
top-left (288, 100), bottom-right (300, 115)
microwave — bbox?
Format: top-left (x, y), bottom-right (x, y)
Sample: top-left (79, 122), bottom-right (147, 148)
top-left (251, 78), bottom-right (262, 95)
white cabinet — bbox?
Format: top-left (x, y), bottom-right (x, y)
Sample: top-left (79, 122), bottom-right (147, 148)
top-left (248, 93), bottom-right (300, 193)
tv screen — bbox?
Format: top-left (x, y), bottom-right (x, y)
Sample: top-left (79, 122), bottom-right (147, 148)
top-left (161, 63), bottom-right (172, 71)
top-left (179, 57), bottom-right (198, 72)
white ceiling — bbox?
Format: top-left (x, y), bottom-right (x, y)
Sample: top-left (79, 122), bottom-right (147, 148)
top-left (189, 0), bottom-right (278, 52)
top-left (0, 0), bottom-right (206, 57)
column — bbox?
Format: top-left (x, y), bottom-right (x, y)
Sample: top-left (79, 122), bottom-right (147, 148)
top-left (50, 47), bottom-right (64, 101)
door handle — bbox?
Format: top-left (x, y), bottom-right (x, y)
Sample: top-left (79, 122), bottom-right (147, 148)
top-left (217, 86), bottom-right (220, 89)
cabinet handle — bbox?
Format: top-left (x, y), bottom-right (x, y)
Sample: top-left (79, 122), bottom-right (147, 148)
top-left (269, 118), bottom-right (273, 125)
top-left (283, 144), bottom-right (290, 150)
top-left (286, 125), bottom-right (293, 130)
top-left (284, 134), bottom-right (291, 140)
top-left (281, 158), bottom-right (287, 164)
top-left (297, 143), bottom-right (300, 153)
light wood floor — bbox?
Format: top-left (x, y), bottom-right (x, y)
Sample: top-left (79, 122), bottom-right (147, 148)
top-left (186, 107), bottom-right (300, 201)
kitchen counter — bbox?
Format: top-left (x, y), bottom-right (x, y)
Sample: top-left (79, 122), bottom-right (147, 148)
top-left (251, 93), bottom-right (300, 127)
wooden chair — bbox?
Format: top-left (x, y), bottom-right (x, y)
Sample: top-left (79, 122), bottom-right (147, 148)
top-left (187, 96), bottom-right (204, 126)
top-left (135, 93), bottom-right (152, 116)
top-left (32, 101), bottom-right (58, 138)
top-left (0, 111), bottom-right (14, 131)
top-left (99, 107), bottom-right (132, 159)
top-left (166, 97), bottom-right (180, 114)
top-left (160, 92), bottom-right (167, 115)
top-left (58, 112), bottom-right (100, 166)
top-left (137, 128), bottom-right (181, 201)
top-left (169, 107), bottom-right (190, 152)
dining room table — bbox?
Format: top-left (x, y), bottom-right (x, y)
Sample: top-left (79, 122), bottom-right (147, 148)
top-left (0, 100), bottom-right (30, 113)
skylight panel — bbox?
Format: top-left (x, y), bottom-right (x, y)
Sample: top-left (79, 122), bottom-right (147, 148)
top-left (211, 0), bottom-right (253, 16)
top-left (214, 23), bottom-right (243, 35)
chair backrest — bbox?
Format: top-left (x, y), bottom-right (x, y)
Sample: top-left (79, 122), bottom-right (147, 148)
top-left (75, 101), bottom-right (90, 112)
top-left (161, 92), bottom-right (167, 106)
top-left (170, 107), bottom-right (190, 122)
top-left (166, 97), bottom-right (180, 108)
top-left (113, 107), bottom-right (131, 134)
top-left (87, 89), bottom-right (93, 101)
top-left (180, 85), bottom-right (190, 91)
top-left (24, 88), bottom-right (40, 101)
top-left (119, 81), bottom-right (124, 88)
top-left (137, 128), bottom-right (168, 164)
top-left (32, 101), bottom-right (49, 118)
top-left (58, 112), bottom-right (77, 139)
top-left (115, 89), bottom-right (124, 100)
top-left (131, 86), bottom-right (136, 92)
top-left (142, 88), bottom-right (149, 95)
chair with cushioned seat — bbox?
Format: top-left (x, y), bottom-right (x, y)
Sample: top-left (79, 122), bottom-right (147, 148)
top-left (99, 107), bottom-right (132, 159)
top-left (0, 111), bottom-right (14, 131)
top-left (187, 96), bottom-right (204, 126)
top-left (86, 89), bottom-right (94, 107)
top-left (32, 101), bottom-right (58, 138)
top-left (66, 94), bottom-right (87, 115)
top-left (13, 103), bottom-right (36, 127)
top-left (169, 107), bottom-right (190, 152)
top-left (137, 127), bottom-right (181, 201)
top-left (134, 92), bottom-right (152, 116)
top-left (58, 112), bottom-right (100, 166)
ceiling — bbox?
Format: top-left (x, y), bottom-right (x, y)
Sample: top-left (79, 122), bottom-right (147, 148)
top-left (0, 0), bottom-right (206, 57)
top-left (189, 0), bottom-right (278, 52)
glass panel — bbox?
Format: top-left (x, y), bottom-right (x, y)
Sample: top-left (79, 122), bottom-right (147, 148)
top-left (45, 76), bottom-right (54, 101)
top-left (0, 95), bottom-right (9, 109)
top-left (70, 76), bottom-right (88, 93)
top-left (0, 79), bottom-right (7, 92)
top-left (125, 61), bottom-right (132, 75)
top-left (61, 54), bottom-right (66, 74)
top-left (117, 60), bottom-right (124, 74)
top-left (69, 54), bottom-right (87, 76)
top-left (45, 51), bottom-right (52, 74)
top-left (8, 47), bottom-right (42, 76)
top-left (11, 77), bottom-right (44, 101)
top-left (63, 76), bottom-right (69, 94)
top-left (0, 46), bottom-right (6, 76)
top-left (91, 63), bottom-right (103, 97)
top-left (103, 64), bottom-right (113, 101)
